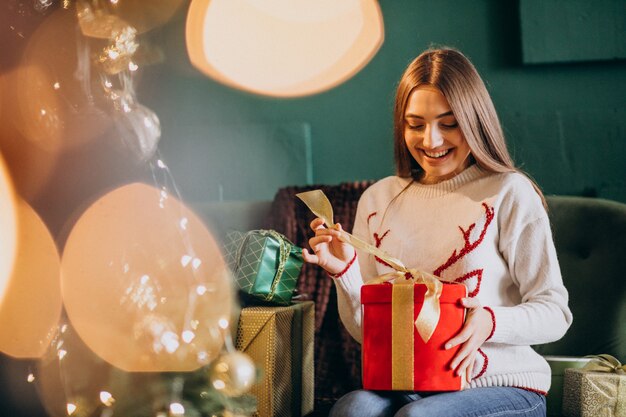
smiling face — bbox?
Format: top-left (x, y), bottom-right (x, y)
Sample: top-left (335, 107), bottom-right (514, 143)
top-left (404, 85), bottom-right (472, 184)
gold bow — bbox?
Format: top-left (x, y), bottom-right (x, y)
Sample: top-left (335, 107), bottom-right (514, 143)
top-left (583, 354), bottom-right (626, 374)
top-left (296, 189), bottom-right (443, 343)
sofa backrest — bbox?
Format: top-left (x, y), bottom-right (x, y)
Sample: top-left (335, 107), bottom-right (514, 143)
top-left (534, 195), bottom-right (626, 360)
top-left (192, 200), bottom-right (272, 243)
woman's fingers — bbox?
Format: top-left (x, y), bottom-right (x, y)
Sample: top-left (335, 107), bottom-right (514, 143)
top-left (460, 297), bottom-right (481, 309)
top-left (304, 219), bottom-right (352, 274)
top-left (310, 217), bottom-right (326, 230)
top-left (309, 235), bottom-right (332, 248)
top-left (449, 334), bottom-right (474, 370)
top-left (445, 324), bottom-right (472, 350)
top-left (466, 356), bottom-right (476, 383)
top-left (456, 351), bottom-right (476, 379)
top-left (301, 248), bottom-right (319, 265)
top-left (446, 303), bottom-right (494, 379)
top-left (452, 341), bottom-right (477, 375)
top-left (309, 218), bottom-right (345, 233)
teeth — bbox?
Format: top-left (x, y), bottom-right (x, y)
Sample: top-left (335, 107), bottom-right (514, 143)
top-left (424, 149), bottom-right (450, 158)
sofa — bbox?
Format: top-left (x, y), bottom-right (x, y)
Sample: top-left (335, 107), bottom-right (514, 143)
top-left (194, 185), bottom-right (626, 417)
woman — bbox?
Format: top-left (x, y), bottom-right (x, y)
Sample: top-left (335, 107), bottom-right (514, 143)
top-left (302, 48), bottom-right (572, 417)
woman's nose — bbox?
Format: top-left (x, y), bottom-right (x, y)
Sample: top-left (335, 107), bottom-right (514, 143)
top-left (423, 124), bottom-right (444, 149)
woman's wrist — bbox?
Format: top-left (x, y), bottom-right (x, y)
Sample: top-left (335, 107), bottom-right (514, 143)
top-left (483, 306), bottom-right (496, 341)
top-left (327, 251), bottom-right (357, 279)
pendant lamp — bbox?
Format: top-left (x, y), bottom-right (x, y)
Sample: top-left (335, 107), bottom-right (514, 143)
top-left (186, 0), bottom-right (384, 97)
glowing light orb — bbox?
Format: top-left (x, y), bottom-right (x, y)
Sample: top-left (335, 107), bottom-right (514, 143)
top-left (0, 69), bottom-right (62, 201)
top-left (15, 8), bottom-right (112, 153)
top-left (36, 323), bottom-right (121, 417)
top-left (186, 0), bottom-right (384, 97)
top-left (0, 199), bottom-right (62, 358)
top-left (61, 182), bottom-right (232, 371)
top-left (0, 154), bottom-right (17, 308)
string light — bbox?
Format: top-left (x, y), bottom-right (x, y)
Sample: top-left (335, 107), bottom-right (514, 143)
top-left (99, 391), bottom-right (115, 406)
top-left (182, 330), bottom-right (195, 343)
top-left (169, 402), bottom-right (185, 415)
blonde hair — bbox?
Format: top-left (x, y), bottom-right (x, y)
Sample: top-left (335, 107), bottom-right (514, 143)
top-left (393, 47), bottom-right (547, 208)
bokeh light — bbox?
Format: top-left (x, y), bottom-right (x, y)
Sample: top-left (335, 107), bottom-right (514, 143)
top-left (13, 7), bottom-right (112, 153)
top-left (1, 1), bottom-right (251, 415)
top-left (0, 199), bottom-right (62, 359)
top-left (61, 182), bottom-right (232, 372)
top-left (0, 153), bottom-right (17, 307)
top-left (0, 68), bottom-right (62, 202)
top-left (208, 351), bottom-right (256, 397)
top-left (105, 0), bottom-right (186, 35)
top-left (37, 322), bottom-right (129, 417)
top-left (186, 0), bottom-right (384, 97)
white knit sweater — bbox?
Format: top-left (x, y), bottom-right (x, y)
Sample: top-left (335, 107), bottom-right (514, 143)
top-left (333, 164), bottom-right (572, 393)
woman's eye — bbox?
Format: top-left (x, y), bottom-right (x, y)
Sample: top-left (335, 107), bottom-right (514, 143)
top-left (440, 122), bottom-right (458, 129)
top-left (407, 124), bottom-right (424, 130)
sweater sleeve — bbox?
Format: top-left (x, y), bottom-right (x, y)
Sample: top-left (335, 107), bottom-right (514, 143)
top-left (490, 201), bottom-right (573, 345)
top-left (331, 192), bottom-right (379, 344)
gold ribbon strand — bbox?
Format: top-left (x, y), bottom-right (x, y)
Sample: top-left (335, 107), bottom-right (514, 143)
top-left (583, 354), bottom-right (626, 374)
top-left (296, 190), bottom-right (443, 342)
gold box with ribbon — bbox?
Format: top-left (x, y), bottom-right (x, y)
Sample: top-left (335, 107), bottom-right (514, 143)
top-left (235, 301), bottom-right (314, 417)
top-left (562, 354), bottom-right (625, 417)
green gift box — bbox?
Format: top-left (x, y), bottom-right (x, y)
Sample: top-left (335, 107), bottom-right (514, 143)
top-left (225, 229), bottom-right (303, 305)
top-left (544, 356), bottom-right (592, 416)
top-left (562, 355), bottom-right (626, 417)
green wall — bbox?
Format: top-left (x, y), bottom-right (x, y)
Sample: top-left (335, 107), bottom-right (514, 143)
top-left (144, 0), bottom-right (626, 203)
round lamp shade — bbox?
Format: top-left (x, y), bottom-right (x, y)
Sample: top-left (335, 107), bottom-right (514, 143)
top-left (0, 154), bottom-right (17, 308)
top-left (61, 182), bottom-right (232, 372)
top-left (186, 0), bottom-right (384, 97)
top-left (0, 199), bottom-right (62, 358)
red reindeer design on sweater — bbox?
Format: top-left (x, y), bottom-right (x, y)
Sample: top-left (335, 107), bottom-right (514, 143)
top-left (433, 202), bottom-right (495, 297)
top-left (432, 202), bottom-right (495, 379)
top-left (373, 230), bottom-right (392, 268)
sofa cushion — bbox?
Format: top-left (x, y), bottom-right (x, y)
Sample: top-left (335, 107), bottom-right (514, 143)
top-left (534, 196), bottom-right (626, 360)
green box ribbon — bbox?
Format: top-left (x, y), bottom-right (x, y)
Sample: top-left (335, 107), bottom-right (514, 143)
top-left (225, 229), bottom-right (303, 305)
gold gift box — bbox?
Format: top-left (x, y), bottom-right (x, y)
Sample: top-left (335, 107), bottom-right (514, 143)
top-left (562, 368), bottom-right (625, 417)
top-left (544, 356), bottom-right (591, 416)
top-left (235, 301), bottom-right (314, 417)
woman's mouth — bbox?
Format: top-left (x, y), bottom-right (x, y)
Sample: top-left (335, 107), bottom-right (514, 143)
top-left (422, 149), bottom-right (451, 159)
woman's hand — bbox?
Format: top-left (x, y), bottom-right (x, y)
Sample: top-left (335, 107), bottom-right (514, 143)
top-left (301, 218), bottom-right (356, 276)
top-left (445, 297), bottom-right (494, 382)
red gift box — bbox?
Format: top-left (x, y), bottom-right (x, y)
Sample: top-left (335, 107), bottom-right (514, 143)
top-left (361, 281), bottom-right (467, 391)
